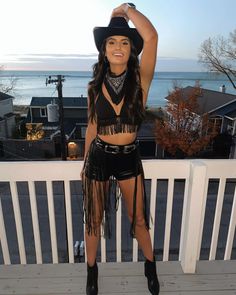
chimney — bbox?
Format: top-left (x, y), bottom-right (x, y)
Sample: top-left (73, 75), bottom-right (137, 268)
top-left (220, 85), bottom-right (226, 93)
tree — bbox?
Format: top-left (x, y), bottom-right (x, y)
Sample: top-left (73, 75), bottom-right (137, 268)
top-left (155, 86), bottom-right (218, 158)
top-left (0, 65), bottom-right (17, 93)
top-left (199, 29), bottom-right (236, 90)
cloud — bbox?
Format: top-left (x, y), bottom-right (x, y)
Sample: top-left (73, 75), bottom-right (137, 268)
top-left (9, 53), bottom-right (97, 58)
top-left (5, 53), bottom-right (98, 61)
top-left (2, 53), bottom-right (204, 72)
top-left (2, 53), bottom-right (98, 71)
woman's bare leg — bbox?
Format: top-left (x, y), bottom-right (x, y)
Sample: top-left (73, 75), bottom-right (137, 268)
top-left (118, 175), bottom-right (154, 261)
top-left (85, 229), bottom-right (100, 266)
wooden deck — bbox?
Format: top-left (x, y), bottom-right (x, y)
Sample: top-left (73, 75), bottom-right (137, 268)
top-left (0, 260), bottom-right (236, 294)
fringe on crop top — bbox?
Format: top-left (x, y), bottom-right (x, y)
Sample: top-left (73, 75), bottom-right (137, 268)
top-left (95, 91), bottom-right (142, 135)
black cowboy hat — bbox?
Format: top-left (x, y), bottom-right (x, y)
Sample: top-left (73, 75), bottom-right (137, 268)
top-left (93, 17), bottom-right (143, 55)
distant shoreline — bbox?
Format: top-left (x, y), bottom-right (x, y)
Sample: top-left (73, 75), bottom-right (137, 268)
top-left (1, 70), bottom-right (222, 74)
top-left (5, 71), bottom-right (234, 108)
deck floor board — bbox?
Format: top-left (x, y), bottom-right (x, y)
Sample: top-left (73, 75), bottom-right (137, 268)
top-left (0, 261), bottom-right (236, 294)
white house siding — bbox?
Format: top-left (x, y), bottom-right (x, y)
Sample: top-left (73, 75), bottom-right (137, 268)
top-left (0, 99), bottom-right (13, 117)
top-left (6, 116), bottom-right (15, 137)
top-left (0, 97), bottom-right (15, 138)
top-left (0, 116), bottom-right (15, 138)
top-left (0, 120), bottom-right (5, 138)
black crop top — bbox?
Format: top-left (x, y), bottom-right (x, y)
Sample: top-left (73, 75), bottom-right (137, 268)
top-left (95, 91), bottom-right (141, 135)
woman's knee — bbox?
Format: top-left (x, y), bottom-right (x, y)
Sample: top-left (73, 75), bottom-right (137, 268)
top-left (136, 215), bottom-right (146, 227)
top-left (128, 213), bottom-right (146, 227)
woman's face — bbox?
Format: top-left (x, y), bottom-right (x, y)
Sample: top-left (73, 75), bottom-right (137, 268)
top-left (105, 35), bottom-right (131, 66)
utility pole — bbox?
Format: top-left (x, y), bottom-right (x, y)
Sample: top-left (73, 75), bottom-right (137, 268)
top-left (46, 75), bottom-right (67, 160)
top-left (46, 75), bottom-right (69, 262)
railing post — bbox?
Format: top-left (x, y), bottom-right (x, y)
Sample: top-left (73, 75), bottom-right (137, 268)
top-left (180, 160), bottom-right (207, 273)
top-left (0, 197), bottom-right (11, 265)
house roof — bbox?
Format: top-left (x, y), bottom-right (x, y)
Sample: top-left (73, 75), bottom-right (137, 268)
top-left (0, 91), bottom-right (14, 101)
top-left (224, 109), bottom-right (236, 119)
top-left (210, 99), bottom-right (236, 118)
top-left (165, 86), bottom-right (236, 115)
top-left (30, 96), bottom-right (87, 108)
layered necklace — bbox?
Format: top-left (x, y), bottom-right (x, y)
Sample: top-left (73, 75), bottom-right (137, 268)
top-left (104, 68), bottom-right (128, 105)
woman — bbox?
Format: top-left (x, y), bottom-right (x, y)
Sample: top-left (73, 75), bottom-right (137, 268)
top-left (82, 3), bottom-right (158, 295)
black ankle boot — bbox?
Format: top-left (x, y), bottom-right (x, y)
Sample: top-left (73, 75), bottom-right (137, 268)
top-left (144, 256), bottom-right (160, 295)
top-left (86, 261), bottom-right (98, 295)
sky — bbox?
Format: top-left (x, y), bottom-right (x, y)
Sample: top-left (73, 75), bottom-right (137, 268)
top-left (0, 0), bottom-right (236, 72)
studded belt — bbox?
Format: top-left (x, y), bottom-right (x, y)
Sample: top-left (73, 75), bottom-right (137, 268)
top-left (95, 136), bottom-right (138, 154)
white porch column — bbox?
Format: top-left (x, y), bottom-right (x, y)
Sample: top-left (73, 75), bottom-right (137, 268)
top-left (180, 160), bottom-right (207, 273)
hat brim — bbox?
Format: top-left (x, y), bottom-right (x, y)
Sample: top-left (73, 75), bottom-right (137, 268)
top-left (93, 27), bottom-right (143, 55)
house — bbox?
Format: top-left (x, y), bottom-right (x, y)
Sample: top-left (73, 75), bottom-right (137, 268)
top-left (0, 92), bottom-right (15, 138)
top-left (164, 86), bottom-right (236, 158)
top-left (165, 86), bottom-right (236, 136)
top-left (26, 95), bottom-right (88, 139)
top-left (137, 122), bottom-right (157, 158)
top-left (24, 96), bottom-right (161, 159)
top-left (138, 107), bottom-right (166, 158)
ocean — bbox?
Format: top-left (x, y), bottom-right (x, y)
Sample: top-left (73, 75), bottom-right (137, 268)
top-left (0, 70), bottom-right (235, 107)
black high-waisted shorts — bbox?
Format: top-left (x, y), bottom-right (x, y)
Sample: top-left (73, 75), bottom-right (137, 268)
top-left (84, 136), bottom-right (142, 181)
top-left (82, 136), bottom-right (149, 237)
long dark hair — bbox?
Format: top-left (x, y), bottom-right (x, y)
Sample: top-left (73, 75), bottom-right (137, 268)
top-left (88, 39), bottom-right (145, 124)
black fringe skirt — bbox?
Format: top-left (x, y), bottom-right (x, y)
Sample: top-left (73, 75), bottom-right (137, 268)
top-left (82, 136), bottom-right (150, 238)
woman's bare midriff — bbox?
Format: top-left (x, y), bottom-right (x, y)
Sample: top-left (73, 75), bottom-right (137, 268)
top-left (97, 132), bottom-right (137, 145)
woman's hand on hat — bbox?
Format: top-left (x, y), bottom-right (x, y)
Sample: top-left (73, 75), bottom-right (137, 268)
top-left (111, 4), bottom-right (129, 22)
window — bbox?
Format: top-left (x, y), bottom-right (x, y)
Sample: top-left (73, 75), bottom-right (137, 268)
top-left (227, 122), bottom-right (233, 135)
top-left (81, 126), bottom-right (86, 138)
top-left (209, 117), bottom-right (222, 133)
top-left (40, 108), bottom-right (47, 117)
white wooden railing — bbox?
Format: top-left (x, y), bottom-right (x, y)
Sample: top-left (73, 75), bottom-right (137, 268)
top-left (0, 160), bottom-right (236, 273)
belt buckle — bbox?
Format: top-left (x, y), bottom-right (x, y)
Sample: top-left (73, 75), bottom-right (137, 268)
top-left (104, 145), bottom-right (120, 154)
top-left (95, 141), bottom-right (103, 149)
top-left (123, 144), bottom-right (136, 154)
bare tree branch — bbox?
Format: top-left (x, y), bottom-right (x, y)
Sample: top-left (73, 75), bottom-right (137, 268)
top-left (0, 65), bottom-right (17, 94)
top-left (199, 31), bottom-right (236, 90)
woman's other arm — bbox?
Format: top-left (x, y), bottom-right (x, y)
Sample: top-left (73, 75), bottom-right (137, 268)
top-left (83, 96), bottom-right (97, 160)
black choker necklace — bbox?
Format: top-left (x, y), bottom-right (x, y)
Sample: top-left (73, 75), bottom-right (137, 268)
top-left (104, 69), bottom-right (128, 105)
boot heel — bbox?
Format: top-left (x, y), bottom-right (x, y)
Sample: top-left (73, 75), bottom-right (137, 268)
top-left (144, 256), bottom-right (160, 295)
top-left (86, 261), bottom-right (98, 295)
